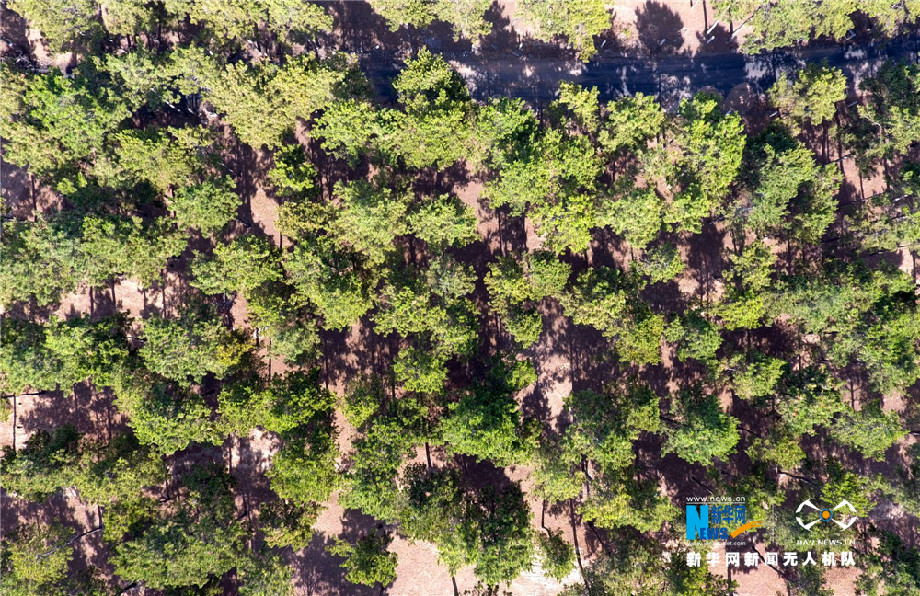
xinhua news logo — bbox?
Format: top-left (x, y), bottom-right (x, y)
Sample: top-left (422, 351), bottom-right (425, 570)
top-left (686, 497), bottom-right (762, 540)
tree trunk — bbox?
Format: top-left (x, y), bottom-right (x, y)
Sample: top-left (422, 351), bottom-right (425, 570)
top-left (569, 500), bottom-right (585, 578)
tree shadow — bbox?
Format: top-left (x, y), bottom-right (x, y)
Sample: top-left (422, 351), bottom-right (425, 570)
top-left (566, 323), bottom-right (615, 396)
top-left (86, 284), bottom-right (118, 320)
top-left (0, 4), bottom-right (31, 60)
top-left (294, 532), bottom-right (374, 596)
top-left (307, 134), bottom-right (369, 204)
top-left (422, 18), bottom-right (475, 54)
top-left (478, 0), bottom-right (517, 52)
top-left (724, 81), bottom-right (770, 129)
top-left (339, 507), bottom-right (385, 542)
top-left (742, 51), bottom-right (800, 99)
top-left (0, 162), bottom-right (33, 218)
top-left (318, 317), bottom-right (398, 394)
top-left (293, 508), bottom-right (382, 596)
top-left (320, 0), bottom-right (418, 54)
top-left (0, 486), bottom-right (114, 584)
top-left (695, 22), bottom-right (740, 54)
top-left (683, 221), bottom-right (727, 303)
top-left (635, 1), bottom-right (686, 56)
top-left (16, 383), bottom-right (121, 443)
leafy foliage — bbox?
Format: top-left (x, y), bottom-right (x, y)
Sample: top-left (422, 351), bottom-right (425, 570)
top-left (0, 523), bottom-right (74, 596)
top-left (713, 0), bottom-right (857, 53)
top-left (1, 425), bottom-right (81, 500)
top-left (0, 68), bottom-right (129, 186)
top-left (191, 235), bottom-right (283, 297)
top-left (111, 468), bottom-right (246, 589)
top-left (267, 426), bottom-right (339, 507)
top-left (258, 499), bottom-right (319, 550)
top-left (662, 387), bottom-right (740, 464)
top-left (564, 380), bottom-right (660, 471)
top-left (171, 178), bottom-right (241, 235)
top-left (139, 308), bottom-right (249, 385)
top-left (769, 64), bottom-right (847, 130)
top-left (515, 0), bottom-right (611, 61)
top-left (236, 547), bottom-right (295, 596)
top-left (561, 535), bottom-right (735, 595)
top-left (218, 370), bottom-right (335, 436)
top-left (4, 11), bottom-right (918, 595)
top-left (327, 532), bottom-right (398, 588)
top-left (560, 267), bottom-right (664, 364)
top-left (167, 0), bottom-right (332, 43)
top-left (112, 370), bottom-right (222, 453)
top-left (441, 370), bottom-right (538, 466)
top-left (371, 0), bottom-right (493, 41)
top-left (536, 529), bottom-right (575, 581)
top-left (197, 54), bottom-right (351, 149)
top-left (0, 315), bottom-right (129, 394)
top-left (0, 216), bottom-right (82, 307)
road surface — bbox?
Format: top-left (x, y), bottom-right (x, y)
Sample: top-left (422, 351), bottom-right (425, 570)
top-left (356, 35), bottom-right (920, 105)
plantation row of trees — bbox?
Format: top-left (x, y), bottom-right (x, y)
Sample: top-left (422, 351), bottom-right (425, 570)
top-left (712, 0), bottom-right (920, 52)
top-left (8, 0), bottom-right (920, 60)
top-left (2, 2), bottom-right (920, 595)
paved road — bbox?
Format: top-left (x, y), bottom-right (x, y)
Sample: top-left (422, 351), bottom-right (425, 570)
top-left (358, 35), bottom-right (920, 106)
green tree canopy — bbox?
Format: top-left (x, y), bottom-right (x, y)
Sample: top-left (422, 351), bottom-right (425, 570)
top-left (111, 467), bottom-right (246, 590)
top-left (661, 387), bottom-right (740, 464)
top-left (194, 53), bottom-right (354, 149)
top-left (170, 178), bottom-right (241, 236)
top-left (1, 425), bottom-right (81, 501)
top-left (514, 0), bottom-right (611, 61)
top-left (0, 523), bottom-right (75, 596)
top-left (191, 235), bottom-right (283, 297)
top-left (165, 0), bottom-right (332, 43)
top-left (267, 426), bottom-right (339, 508)
top-left (769, 64), bottom-right (847, 130)
top-left (440, 372), bottom-right (538, 466)
top-left (370, 0), bottom-right (493, 40)
top-left (563, 380), bottom-right (660, 471)
top-left (218, 370), bottom-right (335, 436)
top-left (112, 370), bottom-right (222, 453)
top-left (139, 308), bottom-right (249, 386)
top-left (0, 314), bottom-right (129, 394)
top-left (0, 215), bottom-right (82, 307)
top-left (236, 547), bottom-right (295, 596)
top-left (327, 531), bottom-right (398, 589)
top-left (0, 67), bottom-right (129, 188)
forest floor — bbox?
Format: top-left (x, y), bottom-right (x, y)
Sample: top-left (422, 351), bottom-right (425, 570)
top-left (2, 2), bottom-right (920, 595)
top-left (2, 144), bottom-right (910, 596)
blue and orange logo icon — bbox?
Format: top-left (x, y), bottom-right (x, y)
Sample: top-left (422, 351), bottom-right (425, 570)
top-left (796, 500), bottom-right (857, 531)
top-left (686, 503), bottom-right (762, 540)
